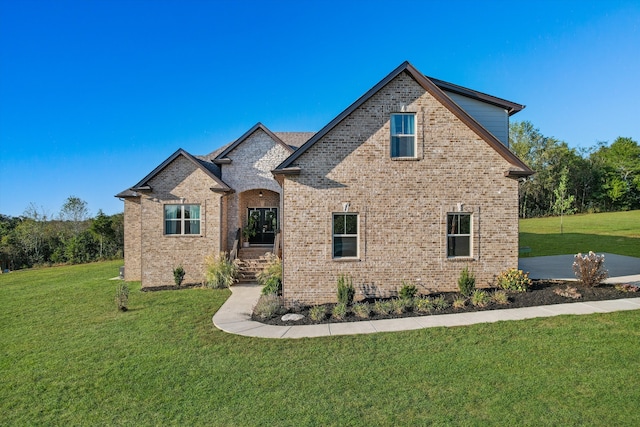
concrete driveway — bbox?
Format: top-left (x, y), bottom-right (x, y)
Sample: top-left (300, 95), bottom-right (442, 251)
top-left (518, 253), bottom-right (640, 282)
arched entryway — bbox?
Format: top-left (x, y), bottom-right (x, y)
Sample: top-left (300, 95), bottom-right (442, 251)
top-left (239, 189), bottom-right (280, 246)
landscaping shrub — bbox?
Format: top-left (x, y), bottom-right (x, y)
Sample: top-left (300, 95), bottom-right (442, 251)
top-left (452, 295), bottom-right (467, 309)
top-left (204, 252), bottom-right (238, 289)
top-left (336, 274), bottom-right (355, 305)
top-left (332, 302), bottom-right (348, 320)
top-left (470, 290), bottom-right (490, 307)
top-left (253, 294), bottom-right (284, 319)
top-left (554, 286), bottom-right (582, 299)
top-left (573, 252), bottom-right (609, 287)
top-left (352, 302), bottom-right (371, 318)
top-left (496, 268), bottom-right (532, 292)
top-left (492, 290), bottom-right (509, 305)
top-left (258, 254), bottom-right (282, 295)
top-left (615, 283), bottom-right (640, 293)
top-left (373, 300), bottom-right (392, 316)
top-left (115, 283), bottom-right (129, 311)
top-left (433, 295), bottom-right (450, 311)
top-left (414, 297), bottom-right (434, 313)
top-left (309, 305), bottom-right (327, 322)
top-left (458, 267), bottom-right (476, 297)
top-left (398, 282), bottom-right (418, 300)
top-left (173, 265), bottom-right (185, 286)
top-left (391, 298), bottom-right (407, 315)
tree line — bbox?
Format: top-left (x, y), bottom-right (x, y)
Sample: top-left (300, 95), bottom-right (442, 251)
top-left (0, 196), bottom-right (124, 271)
top-left (509, 121), bottom-right (640, 218)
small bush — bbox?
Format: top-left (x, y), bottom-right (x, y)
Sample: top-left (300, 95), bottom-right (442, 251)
top-left (496, 268), bottom-right (532, 292)
top-left (492, 290), bottom-right (509, 305)
top-left (173, 265), bottom-right (185, 286)
top-left (458, 267), bottom-right (476, 297)
top-left (433, 295), bottom-right (450, 311)
top-left (573, 252), bottom-right (609, 287)
top-left (414, 297), bottom-right (434, 313)
top-left (115, 283), bottom-right (129, 311)
top-left (470, 290), bottom-right (490, 307)
top-left (332, 302), bottom-right (348, 320)
top-left (615, 283), bottom-right (640, 293)
top-left (373, 300), bottom-right (392, 316)
top-left (309, 305), bottom-right (327, 322)
top-left (253, 294), bottom-right (284, 319)
top-left (258, 254), bottom-right (282, 295)
top-left (204, 252), bottom-right (238, 289)
top-left (337, 274), bottom-right (355, 305)
top-left (554, 286), bottom-right (582, 299)
top-left (452, 295), bottom-right (467, 309)
top-left (398, 282), bottom-right (418, 300)
top-left (391, 298), bottom-right (408, 315)
top-left (352, 302), bottom-right (371, 318)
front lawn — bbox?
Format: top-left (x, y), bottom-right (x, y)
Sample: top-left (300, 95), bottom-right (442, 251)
top-left (519, 210), bottom-right (640, 257)
top-left (1, 261), bottom-right (639, 425)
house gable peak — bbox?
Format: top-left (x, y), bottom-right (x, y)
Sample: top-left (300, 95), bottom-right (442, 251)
top-left (213, 122), bottom-right (295, 165)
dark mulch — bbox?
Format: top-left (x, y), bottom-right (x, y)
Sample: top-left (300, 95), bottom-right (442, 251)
top-left (253, 280), bottom-right (640, 326)
top-left (140, 283), bottom-right (205, 292)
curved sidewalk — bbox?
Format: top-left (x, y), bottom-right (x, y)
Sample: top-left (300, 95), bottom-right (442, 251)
top-left (213, 282), bottom-right (640, 339)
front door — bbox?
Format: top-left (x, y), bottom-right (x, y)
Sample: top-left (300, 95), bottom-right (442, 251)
top-left (248, 208), bottom-right (277, 245)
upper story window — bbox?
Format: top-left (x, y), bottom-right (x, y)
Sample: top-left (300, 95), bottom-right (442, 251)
top-left (447, 213), bottom-right (471, 257)
top-left (165, 204), bottom-right (201, 235)
top-left (333, 213), bottom-right (358, 258)
top-left (390, 113), bottom-right (415, 158)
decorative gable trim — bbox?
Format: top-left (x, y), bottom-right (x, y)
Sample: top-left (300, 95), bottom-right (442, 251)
top-left (129, 148), bottom-right (232, 193)
top-left (274, 61), bottom-right (533, 177)
top-left (213, 122), bottom-right (295, 164)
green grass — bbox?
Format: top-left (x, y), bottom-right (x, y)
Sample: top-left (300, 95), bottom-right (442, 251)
top-left (2, 261), bottom-right (640, 425)
top-left (520, 210), bottom-right (640, 257)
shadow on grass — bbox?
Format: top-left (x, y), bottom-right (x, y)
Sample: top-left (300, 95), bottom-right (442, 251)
top-left (519, 232), bottom-right (640, 258)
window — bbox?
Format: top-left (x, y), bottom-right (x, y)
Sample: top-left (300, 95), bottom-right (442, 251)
top-left (165, 204), bottom-right (200, 235)
top-left (333, 213), bottom-right (358, 258)
top-left (390, 113), bottom-right (415, 158)
top-left (447, 213), bottom-right (471, 257)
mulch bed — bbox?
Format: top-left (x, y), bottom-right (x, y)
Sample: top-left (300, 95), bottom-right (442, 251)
top-left (254, 280), bottom-right (640, 326)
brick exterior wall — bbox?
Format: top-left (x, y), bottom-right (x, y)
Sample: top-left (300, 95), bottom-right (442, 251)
top-left (123, 198), bottom-right (141, 281)
top-left (281, 71), bottom-right (521, 306)
top-left (133, 156), bottom-right (225, 287)
top-left (220, 128), bottom-right (291, 248)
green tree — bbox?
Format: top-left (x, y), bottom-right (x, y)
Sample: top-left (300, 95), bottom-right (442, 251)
top-left (90, 209), bottom-right (114, 258)
top-left (552, 167), bottom-right (575, 234)
top-left (591, 137), bottom-right (640, 210)
top-left (59, 196), bottom-right (89, 237)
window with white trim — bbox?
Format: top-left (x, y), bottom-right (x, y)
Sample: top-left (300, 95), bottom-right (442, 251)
top-left (390, 113), bottom-right (415, 158)
top-left (332, 213), bottom-right (358, 258)
top-left (447, 213), bottom-right (471, 257)
top-left (164, 204), bottom-right (201, 235)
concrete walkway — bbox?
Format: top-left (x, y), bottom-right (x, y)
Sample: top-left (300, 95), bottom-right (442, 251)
top-left (213, 281), bottom-right (640, 339)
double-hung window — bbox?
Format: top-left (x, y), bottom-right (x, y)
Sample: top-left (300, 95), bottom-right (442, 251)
top-left (447, 213), bottom-right (471, 257)
top-left (390, 113), bottom-right (415, 158)
top-left (333, 213), bottom-right (358, 258)
top-left (165, 204), bottom-right (201, 235)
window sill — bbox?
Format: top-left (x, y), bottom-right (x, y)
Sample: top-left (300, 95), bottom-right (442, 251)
top-left (446, 256), bottom-right (476, 262)
top-left (332, 257), bottom-right (361, 262)
top-left (164, 234), bottom-right (203, 237)
top-left (391, 156), bottom-right (419, 161)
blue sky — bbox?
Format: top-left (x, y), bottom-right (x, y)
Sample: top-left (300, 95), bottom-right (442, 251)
top-left (1, 0), bottom-right (639, 218)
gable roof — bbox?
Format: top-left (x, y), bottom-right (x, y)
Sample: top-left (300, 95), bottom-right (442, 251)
top-left (115, 148), bottom-right (232, 198)
top-left (274, 61), bottom-right (533, 178)
top-left (213, 122), bottom-right (295, 164)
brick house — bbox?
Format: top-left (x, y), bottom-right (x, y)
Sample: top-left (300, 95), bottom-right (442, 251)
top-left (117, 61), bottom-right (533, 305)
